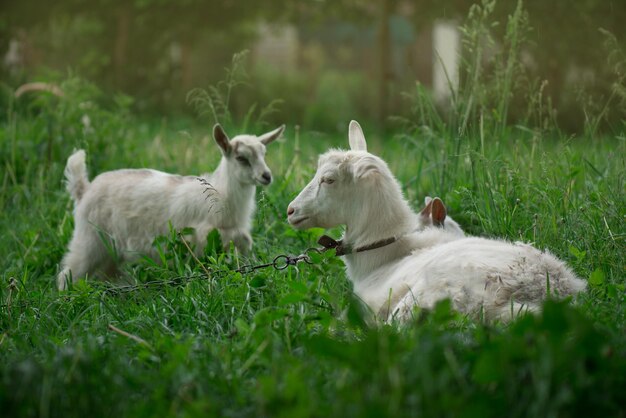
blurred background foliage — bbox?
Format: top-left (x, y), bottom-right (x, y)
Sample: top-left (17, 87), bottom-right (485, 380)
top-left (1, 0), bottom-right (625, 133)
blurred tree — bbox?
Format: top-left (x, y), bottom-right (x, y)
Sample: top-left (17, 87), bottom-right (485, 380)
top-left (1, 0), bottom-right (290, 104)
top-left (2, 0), bottom-right (624, 130)
top-left (517, 1), bottom-right (626, 130)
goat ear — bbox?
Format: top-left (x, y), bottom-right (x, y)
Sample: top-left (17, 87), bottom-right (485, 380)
top-left (420, 197), bottom-right (434, 217)
top-left (259, 125), bottom-right (285, 145)
top-left (431, 197), bottom-right (447, 227)
top-left (348, 120), bottom-right (367, 151)
top-left (213, 124), bottom-right (231, 154)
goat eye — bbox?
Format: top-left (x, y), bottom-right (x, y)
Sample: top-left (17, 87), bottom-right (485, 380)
top-left (322, 178), bottom-right (335, 185)
top-left (236, 156), bottom-right (250, 166)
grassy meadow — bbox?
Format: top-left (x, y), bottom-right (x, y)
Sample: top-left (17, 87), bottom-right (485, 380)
top-left (0, 76), bottom-right (624, 417)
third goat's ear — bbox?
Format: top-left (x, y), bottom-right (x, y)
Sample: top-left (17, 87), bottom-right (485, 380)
top-left (420, 198), bottom-right (433, 217)
top-left (213, 124), bottom-right (231, 154)
top-left (431, 197), bottom-right (447, 227)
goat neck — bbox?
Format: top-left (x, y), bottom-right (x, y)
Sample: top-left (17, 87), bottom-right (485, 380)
top-left (341, 179), bottom-right (418, 280)
top-left (200, 157), bottom-right (256, 228)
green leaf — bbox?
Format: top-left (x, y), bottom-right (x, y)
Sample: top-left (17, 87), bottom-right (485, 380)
top-left (254, 308), bottom-right (289, 325)
top-left (307, 251), bottom-right (324, 264)
top-left (346, 295), bottom-right (372, 328)
top-left (432, 299), bottom-right (454, 322)
top-left (304, 335), bottom-right (358, 367)
top-left (204, 229), bottom-right (223, 256)
top-left (278, 293), bottom-right (307, 306)
top-left (607, 284), bottom-right (618, 299)
top-left (234, 318), bottom-right (250, 335)
top-left (568, 245), bottom-right (586, 261)
top-left (588, 268), bottom-right (605, 286)
top-left (249, 275), bottom-right (266, 288)
top-left (472, 348), bottom-right (504, 384)
top-left (179, 227), bottom-right (195, 236)
top-left (288, 280), bottom-right (308, 294)
top-left (307, 228), bottom-right (326, 239)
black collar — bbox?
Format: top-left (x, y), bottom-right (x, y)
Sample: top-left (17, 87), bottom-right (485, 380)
top-left (317, 234), bottom-right (398, 256)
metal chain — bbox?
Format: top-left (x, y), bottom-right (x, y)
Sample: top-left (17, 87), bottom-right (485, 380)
top-left (99, 248), bottom-right (324, 295)
top-left (0, 247), bottom-right (328, 305)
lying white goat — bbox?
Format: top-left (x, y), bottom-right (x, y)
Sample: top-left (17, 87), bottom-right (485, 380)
top-left (287, 120), bottom-right (586, 322)
top-left (58, 124), bottom-right (284, 290)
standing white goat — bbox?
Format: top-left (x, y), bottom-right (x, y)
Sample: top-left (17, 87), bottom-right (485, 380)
top-left (58, 124), bottom-right (284, 290)
top-left (287, 120), bottom-right (586, 322)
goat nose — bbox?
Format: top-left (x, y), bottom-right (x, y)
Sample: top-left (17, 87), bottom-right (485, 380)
top-left (262, 172), bottom-right (272, 183)
top-left (287, 206), bottom-right (295, 216)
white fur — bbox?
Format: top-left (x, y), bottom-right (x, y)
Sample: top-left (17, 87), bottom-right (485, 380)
top-left (287, 120), bottom-right (586, 323)
top-left (57, 124), bottom-right (285, 290)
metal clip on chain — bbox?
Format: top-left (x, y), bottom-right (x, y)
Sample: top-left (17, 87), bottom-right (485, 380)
top-left (237, 247), bottom-right (322, 273)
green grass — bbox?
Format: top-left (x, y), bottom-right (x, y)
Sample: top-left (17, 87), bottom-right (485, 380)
top-left (0, 78), bottom-right (625, 417)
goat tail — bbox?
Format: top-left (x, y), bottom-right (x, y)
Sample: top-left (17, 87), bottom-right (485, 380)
top-left (64, 149), bottom-right (89, 203)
